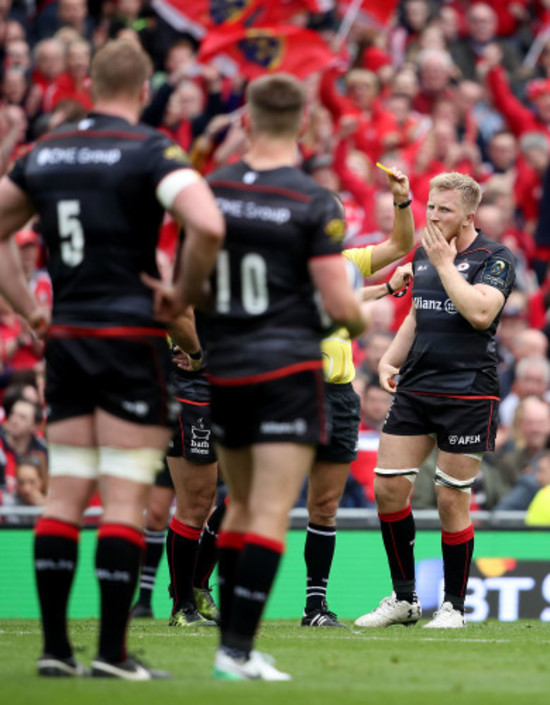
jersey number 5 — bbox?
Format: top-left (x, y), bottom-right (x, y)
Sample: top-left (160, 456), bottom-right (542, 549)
top-left (58, 200), bottom-right (84, 267)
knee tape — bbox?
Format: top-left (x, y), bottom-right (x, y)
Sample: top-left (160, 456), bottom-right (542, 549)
top-left (49, 444), bottom-right (99, 479)
top-left (98, 447), bottom-right (165, 484)
top-left (434, 466), bottom-right (475, 494)
top-left (374, 467), bottom-right (419, 484)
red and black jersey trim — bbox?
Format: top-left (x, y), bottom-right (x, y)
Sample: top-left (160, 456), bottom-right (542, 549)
top-left (208, 179), bottom-right (313, 203)
top-left (206, 359), bottom-right (323, 386)
top-left (47, 324), bottom-right (166, 339)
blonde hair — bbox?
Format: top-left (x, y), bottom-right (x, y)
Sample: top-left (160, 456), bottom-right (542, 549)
top-left (429, 171), bottom-right (482, 213)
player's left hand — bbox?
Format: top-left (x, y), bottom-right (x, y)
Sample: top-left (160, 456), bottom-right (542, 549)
top-left (422, 221), bottom-right (457, 268)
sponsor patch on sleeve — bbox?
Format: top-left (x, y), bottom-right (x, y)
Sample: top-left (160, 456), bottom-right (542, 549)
top-left (480, 256), bottom-right (513, 290)
top-left (163, 145), bottom-right (189, 164)
top-left (324, 218), bottom-right (346, 242)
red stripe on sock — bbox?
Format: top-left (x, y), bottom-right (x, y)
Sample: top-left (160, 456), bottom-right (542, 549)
top-left (35, 517), bottom-right (79, 542)
top-left (379, 504), bottom-right (412, 523)
top-left (98, 523), bottom-right (145, 549)
top-left (245, 532), bottom-right (284, 554)
top-left (217, 530), bottom-right (245, 551)
top-left (442, 524), bottom-right (475, 546)
top-left (169, 516), bottom-right (201, 540)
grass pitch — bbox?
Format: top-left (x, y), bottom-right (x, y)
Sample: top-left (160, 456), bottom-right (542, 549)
top-left (1, 619), bottom-right (549, 705)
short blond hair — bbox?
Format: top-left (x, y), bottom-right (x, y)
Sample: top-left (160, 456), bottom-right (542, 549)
top-left (429, 172), bottom-right (482, 213)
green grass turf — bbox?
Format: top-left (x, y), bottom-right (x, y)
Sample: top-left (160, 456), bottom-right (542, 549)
top-left (1, 619), bottom-right (549, 705)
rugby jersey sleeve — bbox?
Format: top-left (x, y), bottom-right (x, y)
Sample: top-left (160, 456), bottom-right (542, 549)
top-left (308, 189), bottom-right (347, 258)
top-left (146, 132), bottom-right (197, 189)
top-left (472, 245), bottom-right (516, 298)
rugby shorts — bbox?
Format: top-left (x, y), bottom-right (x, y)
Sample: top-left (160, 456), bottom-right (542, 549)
top-left (166, 372), bottom-right (216, 465)
top-left (383, 389), bottom-right (499, 454)
top-left (316, 382), bottom-right (360, 463)
top-left (45, 334), bottom-right (178, 428)
top-left (210, 368), bottom-right (328, 448)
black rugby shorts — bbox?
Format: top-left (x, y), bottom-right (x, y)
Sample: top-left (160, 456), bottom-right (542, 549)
top-left (316, 382), bottom-right (360, 463)
top-left (210, 368), bottom-right (328, 448)
top-left (383, 389), bottom-right (499, 454)
top-left (45, 335), bottom-right (178, 427)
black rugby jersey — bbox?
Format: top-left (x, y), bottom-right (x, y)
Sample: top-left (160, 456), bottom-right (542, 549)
top-left (203, 160), bottom-right (345, 380)
top-left (8, 113), bottom-right (194, 327)
top-left (398, 230), bottom-right (515, 396)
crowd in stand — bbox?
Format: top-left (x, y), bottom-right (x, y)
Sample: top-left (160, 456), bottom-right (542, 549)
top-left (2, 0), bottom-right (550, 523)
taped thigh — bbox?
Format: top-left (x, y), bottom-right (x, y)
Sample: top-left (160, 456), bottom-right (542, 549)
top-left (48, 444), bottom-right (99, 479)
top-left (374, 467), bottom-right (419, 484)
top-left (98, 446), bottom-right (166, 484)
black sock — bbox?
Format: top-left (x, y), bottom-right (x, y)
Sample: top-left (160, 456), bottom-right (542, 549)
top-left (304, 522), bottom-right (336, 613)
top-left (96, 524), bottom-right (143, 663)
top-left (222, 533), bottom-right (283, 657)
top-left (442, 525), bottom-right (474, 614)
top-left (34, 518), bottom-right (80, 658)
top-left (217, 530), bottom-right (245, 634)
top-left (194, 500), bottom-right (226, 589)
top-left (379, 505), bottom-right (416, 601)
top-left (166, 516), bottom-right (201, 612)
top-left (136, 529), bottom-right (165, 607)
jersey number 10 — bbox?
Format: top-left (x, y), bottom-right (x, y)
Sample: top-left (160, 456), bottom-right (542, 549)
top-left (215, 250), bottom-right (269, 315)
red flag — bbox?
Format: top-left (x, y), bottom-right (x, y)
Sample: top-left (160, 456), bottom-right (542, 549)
top-left (337, 0), bottom-right (399, 27)
top-left (149, 0), bottom-right (334, 38)
top-left (252, 0), bottom-right (335, 24)
top-left (198, 24), bottom-right (336, 79)
top-left (150, 0), bottom-right (260, 38)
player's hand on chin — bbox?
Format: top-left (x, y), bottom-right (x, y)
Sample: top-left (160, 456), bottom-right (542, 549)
top-left (422, 222), bottom-right (456, 267)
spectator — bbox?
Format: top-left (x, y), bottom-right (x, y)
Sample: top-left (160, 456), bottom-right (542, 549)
top-left (42, 37), bottom-right (92, 112)
top-left (15, 227), bottom-right (52, 309)
top-left (320, 65), bottom-right (400, 163)
top-left (0, 396), bottom-right (47, 494)
top-left (499, 355), bottom-right (550, 428)
top-left (483, 129), bottom-right (518, 177)
top-left (34, 0), bottom-right (96, 43)
top-left (355, 329), bottom-right (394, 384)
top-left (485, 396), bottom-right (550, 501)
top-left (483, 43), bottom-right (550, 139)
top-left (15, 456), bottom-right (46, 504)
top-left (412, 48), bottom-right (456, 115)
top-left (525, 448), bottom-right (550, 524)
top-left (494, 450), bottom-right (547, 512)
top-left (449, 2), bottom-right (523, 82)
top-left (26, 38), bottom-right (66, 119)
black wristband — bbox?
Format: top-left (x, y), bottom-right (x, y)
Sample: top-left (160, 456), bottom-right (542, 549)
top-left (188, 349), bottom-right (203, 360)
top-left (385, 282), bottom-right (394, 295)
top-left (394, 198), bottom-right (412, 209)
